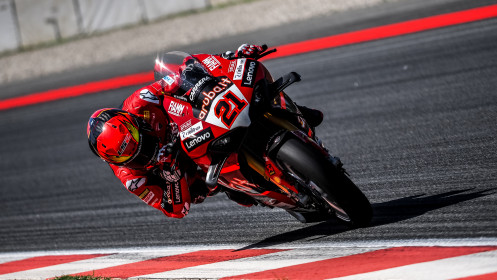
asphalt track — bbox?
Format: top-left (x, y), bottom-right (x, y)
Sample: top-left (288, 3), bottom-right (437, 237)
top-left (0, 0), bottom-right (496, 254)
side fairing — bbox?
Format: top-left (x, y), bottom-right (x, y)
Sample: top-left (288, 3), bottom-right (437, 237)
top-left (199, 82), bottom-right (251, 130)
top-left (163, 54), bottom-right (264, 161)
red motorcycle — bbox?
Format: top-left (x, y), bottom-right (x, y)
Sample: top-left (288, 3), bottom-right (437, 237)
top-left (155, 46), bottom-right (372, 227)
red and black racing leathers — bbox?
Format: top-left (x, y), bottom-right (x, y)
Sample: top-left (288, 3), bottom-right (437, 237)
top-left (110, 81), bottom-right (204, 218)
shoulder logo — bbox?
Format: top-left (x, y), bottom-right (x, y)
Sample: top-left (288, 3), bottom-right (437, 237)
top-left (139, 89), bottom-right (160, 104)
top-left (125, 177), bottom-right (146, 192)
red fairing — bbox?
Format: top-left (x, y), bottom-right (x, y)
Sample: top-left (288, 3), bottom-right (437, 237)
top-left (111, 82), bottom-right (193, 218)
top-left (165, 54), bottom-right (266, 164)
top-left (160, 53), bottom-right (302, 208)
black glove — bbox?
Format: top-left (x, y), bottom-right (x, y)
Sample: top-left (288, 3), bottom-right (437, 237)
top-left (188, 179), bottom-right (210, 204)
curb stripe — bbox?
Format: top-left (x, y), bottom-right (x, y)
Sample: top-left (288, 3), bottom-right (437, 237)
top-left (0, 254), bottom-right (109, 275)
top-left (451, 271), bottom-right (497, 280)
top-left (1, 4), bottom-right (497, 111)
top-left (327, 250), bottom-right (497, 280)
top-left (71, 249), bottom-right (283, 279)
top-left (223, 246), bottom-right (497, 280)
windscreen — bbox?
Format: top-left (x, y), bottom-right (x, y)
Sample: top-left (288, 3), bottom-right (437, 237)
top-left (154, 51), bottom-right (212, 96)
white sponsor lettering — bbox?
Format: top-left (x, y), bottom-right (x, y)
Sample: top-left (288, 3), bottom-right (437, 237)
top-left (180, 119), bottom-right (192, 131)
top-left (243, 61), bottom-right (257, 86)
top-left (228, 60), bottom-right (236, 73)
top-left (202, 55), bottom-right (221, 71)
top-left (184, 130), bottom-right (212, 151)
top-left (174, 183), bottom-right (182, 204)
top-left (179, 121), bottom-right (203, 140)
top-left (168, 101), bottom-right (185, 117)
top-left (190, 77), bottom-right (211, 101)
top-left (118, 133), bottom-right (132, 155)
top-left (185, 132), bottom-right (210, 149)
top-left (143, 192), bottom-right (155, 204)
top-left (198, 78), bottom-right (232, 120)
top-left (233, 58), bottom-right (246, 80)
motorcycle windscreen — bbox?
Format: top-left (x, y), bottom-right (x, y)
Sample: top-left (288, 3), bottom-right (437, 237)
top-left (154, 51), bottom-right (213, 96)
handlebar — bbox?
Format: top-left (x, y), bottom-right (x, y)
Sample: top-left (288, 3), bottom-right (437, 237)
top-left (254, 44), bottom-right (277, 60)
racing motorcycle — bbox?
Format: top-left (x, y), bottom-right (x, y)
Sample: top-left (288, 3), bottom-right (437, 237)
top-left (155, 46), bottom-right (372, 227)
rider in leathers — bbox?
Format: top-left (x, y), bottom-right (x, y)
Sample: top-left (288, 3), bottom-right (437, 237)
top-left (87, 44), bottom-right (323, 218)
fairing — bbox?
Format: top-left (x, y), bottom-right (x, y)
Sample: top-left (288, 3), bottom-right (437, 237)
top-left (156, 53), bottom-right (260, 159)
top-left (158, 52), bottom-right (305, 209)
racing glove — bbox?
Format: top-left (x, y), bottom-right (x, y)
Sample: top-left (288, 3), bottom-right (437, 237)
top-left (188, 179), bottom-right (210, 204)
top-left (236, 44), bottom-right (265, 58)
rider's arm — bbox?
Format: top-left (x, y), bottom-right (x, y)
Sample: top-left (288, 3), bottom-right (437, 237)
top-left (110, 164), bottom-right (192, 219)
top-left (117, 86), bottom-right (192, 218)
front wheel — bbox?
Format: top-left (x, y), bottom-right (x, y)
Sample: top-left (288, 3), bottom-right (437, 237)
top-left (276, 138), bottom-right (373, 227)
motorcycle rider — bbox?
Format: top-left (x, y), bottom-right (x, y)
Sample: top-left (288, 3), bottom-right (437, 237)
top-left (87, 44), bottom-right (323, 218)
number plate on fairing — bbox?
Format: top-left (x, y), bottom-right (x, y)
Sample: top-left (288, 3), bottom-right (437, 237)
top-left (193, 77), bottom-right (251, 130)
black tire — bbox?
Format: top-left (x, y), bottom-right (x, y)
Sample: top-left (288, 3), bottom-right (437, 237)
top-left (276, 138), bottom-right (373, 227)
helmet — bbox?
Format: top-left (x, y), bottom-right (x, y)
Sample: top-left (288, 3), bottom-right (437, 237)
top-left (87, 108), bottom-right (160, 169)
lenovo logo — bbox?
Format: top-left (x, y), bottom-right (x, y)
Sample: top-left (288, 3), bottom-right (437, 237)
top-left (183, 127), bottom-right (214, 152)
top-left (242, 61), bottom-right (257, 87)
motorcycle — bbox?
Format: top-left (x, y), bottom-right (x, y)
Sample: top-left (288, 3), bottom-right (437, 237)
top-left (154, 46), bottom-right (372, 227)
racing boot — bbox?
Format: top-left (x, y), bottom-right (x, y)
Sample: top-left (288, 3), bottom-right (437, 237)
top-left (297, 105), bottom-right (323, 128)
top-left (188, 179), bottom-right (211, 204)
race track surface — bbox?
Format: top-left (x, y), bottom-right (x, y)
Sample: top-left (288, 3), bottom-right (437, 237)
top-left (0, 0), bottom-right (496, 254)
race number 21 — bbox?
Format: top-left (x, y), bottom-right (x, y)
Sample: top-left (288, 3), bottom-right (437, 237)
top-left (214, 91), bottom-right (248, 128)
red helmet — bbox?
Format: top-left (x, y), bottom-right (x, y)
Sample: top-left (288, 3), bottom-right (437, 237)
top-left (87, 108), bottom-right (160, 169)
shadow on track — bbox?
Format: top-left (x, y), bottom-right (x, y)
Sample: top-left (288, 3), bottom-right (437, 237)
top-left (235, 188), bottom-right (495, 251)
top-left (372, 188), bottom-right (495, 226)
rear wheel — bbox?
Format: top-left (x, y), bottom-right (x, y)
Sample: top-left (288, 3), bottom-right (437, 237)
top-left (276, 138), bottom-right (373, 227)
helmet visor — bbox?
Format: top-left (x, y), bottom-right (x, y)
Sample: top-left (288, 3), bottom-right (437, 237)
top-left (123, 130), bottom-right (160, 169)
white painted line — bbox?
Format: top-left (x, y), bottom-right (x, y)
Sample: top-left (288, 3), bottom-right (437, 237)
top-left (1, 238), bottom-right (496, 260)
